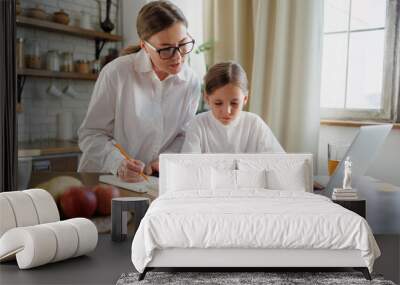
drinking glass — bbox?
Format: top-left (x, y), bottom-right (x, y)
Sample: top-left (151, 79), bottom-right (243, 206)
top-left (327, 142), bottom-right (350, 176)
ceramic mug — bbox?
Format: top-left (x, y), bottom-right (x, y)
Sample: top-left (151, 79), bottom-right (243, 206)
top-left (63, 85), bottom-right (79, 98)
top-left (47, 83), bottom-right (63, 97)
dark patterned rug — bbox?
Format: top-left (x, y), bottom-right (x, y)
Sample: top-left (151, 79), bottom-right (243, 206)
top-left (116, 271), bottom-right (396, 285)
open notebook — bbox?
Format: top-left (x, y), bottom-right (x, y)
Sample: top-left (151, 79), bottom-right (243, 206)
top-left (99, 175), bottom-right (158, 193)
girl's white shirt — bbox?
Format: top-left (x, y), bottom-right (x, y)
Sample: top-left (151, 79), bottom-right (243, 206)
top-left (181, 111), bottom-right (285, 153)
top-left (78, 49), bottom-right (201, 174)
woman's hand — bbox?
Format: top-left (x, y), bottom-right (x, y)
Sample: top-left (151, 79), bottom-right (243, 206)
top-left (117, 159), bottom-right (145, 182)
top-left (144, 159), bottom-right (159, 176)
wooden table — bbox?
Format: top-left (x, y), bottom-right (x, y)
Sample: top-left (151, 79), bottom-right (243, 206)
top-left (28, 172), bottom-right (158, 235)
top-left (28, 171), bottom-right (158, 201)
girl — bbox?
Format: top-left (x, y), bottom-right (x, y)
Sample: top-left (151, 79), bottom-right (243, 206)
top-left (182, 61), bottom-right (284, 153)
top-left (78, 1), bottom-right (200, 182)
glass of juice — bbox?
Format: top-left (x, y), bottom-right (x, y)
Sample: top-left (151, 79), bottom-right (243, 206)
top-left (327, 143), bottom-right (349, 176)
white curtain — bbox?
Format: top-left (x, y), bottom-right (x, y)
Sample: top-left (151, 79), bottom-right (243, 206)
top-left (205, 0), bottom-right (324, 170)
top-left (204, 0), bottom-right (254, 80)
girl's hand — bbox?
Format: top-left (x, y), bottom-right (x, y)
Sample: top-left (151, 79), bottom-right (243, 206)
top-left (117, 159), bottom-right (145, 182)
top-left (144, 159), bottom-right (159, 176)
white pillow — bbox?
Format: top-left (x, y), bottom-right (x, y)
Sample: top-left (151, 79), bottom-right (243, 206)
top-left (266, 162), bottom-right (307, 191)
top-left (212, 168), bottom-right (236, 190)
top-left (167, 162), bottom-right (212, 191)
top-left (236, 169), bottom-right (267, 189)
top-left (211, 169), bottom-right (268, 190)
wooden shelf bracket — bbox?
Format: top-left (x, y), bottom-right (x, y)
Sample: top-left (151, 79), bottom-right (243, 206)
top-left (17, 74), bottom-right (26, 103)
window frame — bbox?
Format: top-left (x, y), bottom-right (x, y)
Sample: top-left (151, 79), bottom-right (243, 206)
top-left (320, 0), bottom-right (399, 122)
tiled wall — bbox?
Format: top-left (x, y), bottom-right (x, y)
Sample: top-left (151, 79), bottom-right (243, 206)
top-left (17, 0), bottom-right (120, 142)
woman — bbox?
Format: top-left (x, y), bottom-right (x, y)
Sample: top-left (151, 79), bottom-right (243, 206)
top-left (78, 1), bottom-right (200, 182)
top-left (182, 61), bottom-right (284, 153)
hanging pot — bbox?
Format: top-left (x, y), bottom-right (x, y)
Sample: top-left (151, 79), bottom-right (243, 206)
top-left (98, 0), bottom-right (115, 33)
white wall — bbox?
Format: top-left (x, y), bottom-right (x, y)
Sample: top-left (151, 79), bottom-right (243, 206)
top-left (169, 0), bottom-right (206, 79)
top-left (318, 125), bottom-right (400, 187)
top-left (120, 0), bottom-right (146, 47)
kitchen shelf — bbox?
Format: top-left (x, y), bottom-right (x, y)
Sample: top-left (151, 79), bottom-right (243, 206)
top-left (18, 139), bottom-right (80, 157)
top-left (15, 15), bottom-right (122, 106)
top-left (17, 68), bottom-right (98, 81)
top-left (16, 16), bottom-right (122, 42)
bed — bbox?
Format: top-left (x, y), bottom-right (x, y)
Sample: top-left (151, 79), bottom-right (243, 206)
top-left (131, 154), bottom-right (380, 280)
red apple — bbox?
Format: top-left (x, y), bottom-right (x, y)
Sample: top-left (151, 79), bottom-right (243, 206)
top-left (93, 184), bottom-right (120, 216)
top-left (59, 186), bottom-right (97, 218)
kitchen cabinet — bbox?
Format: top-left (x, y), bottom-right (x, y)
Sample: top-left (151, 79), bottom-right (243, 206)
top-left (18, 152), bottom-right (80, 190)
top-left (32, 153), bottom-right (80, 172)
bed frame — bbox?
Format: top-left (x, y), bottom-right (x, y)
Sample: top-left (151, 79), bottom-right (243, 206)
top-left (139, 248), bottom-right (371, 280)
top-left (138, 154), bottom-right (372, 281)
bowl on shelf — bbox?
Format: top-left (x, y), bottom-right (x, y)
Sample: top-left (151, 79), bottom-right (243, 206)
top-left (25, 55), bottom-right (42, 69)
top-left (25, 5), bottom-right (49, 21)
top-left (53, 9), bottom-right (70, 25)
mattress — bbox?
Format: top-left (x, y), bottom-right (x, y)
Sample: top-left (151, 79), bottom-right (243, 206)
top-left (131, 190), bottom-right (380, 273)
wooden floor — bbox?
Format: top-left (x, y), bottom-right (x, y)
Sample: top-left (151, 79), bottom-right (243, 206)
top-left (0, 234), bottom-right (398, 285)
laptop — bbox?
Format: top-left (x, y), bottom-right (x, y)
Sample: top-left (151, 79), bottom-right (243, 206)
top-left (318, 124), bottom-right (393, 194)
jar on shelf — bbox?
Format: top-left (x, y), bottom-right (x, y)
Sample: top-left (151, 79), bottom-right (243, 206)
top-left (25, 40), bottom-right (42, 69)
top-left (16, 38), bottom-right (25, 69)
top-left (61, 52), bottom-right (74, 72)
top-left (75, 60), bottom-right (90, 74)
top-left (46, 50), bottom-right (60, 71)
top-left (90, 59), bottom-right (101, 74)
top-left (16, 0), bottom-right (22, 15)
top-left (53, 9), bottom-right (70, 25)
top-left (80, 11), bottom-right (92, 30)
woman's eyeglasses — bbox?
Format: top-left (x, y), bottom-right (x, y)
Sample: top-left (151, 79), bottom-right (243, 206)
top-left (145, 39), bottom-right (195, 60)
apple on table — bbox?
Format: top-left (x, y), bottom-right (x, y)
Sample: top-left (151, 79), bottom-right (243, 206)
top-left (59, 186), bottom-right (97, 218)
top-left (93, 184), bottom-right (120, 216)
top-left (59, 184), bottom-right (120, 219)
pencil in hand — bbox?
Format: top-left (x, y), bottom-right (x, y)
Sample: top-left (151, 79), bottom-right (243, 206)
top-left (113, 143), bottom-right (149, 182)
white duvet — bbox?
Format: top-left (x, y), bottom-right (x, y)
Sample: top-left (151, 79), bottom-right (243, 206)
top-left (131, 190), bottom-right (380, 273)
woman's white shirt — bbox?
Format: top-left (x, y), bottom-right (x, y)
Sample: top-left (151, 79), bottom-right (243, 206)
top-left (181, 111), bottom-right (285, 153)
top-left (78, 49), bottom-right (200, 174)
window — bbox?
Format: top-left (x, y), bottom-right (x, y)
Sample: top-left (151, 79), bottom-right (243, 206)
top-left (320, 0), bottom-right (398, 121)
